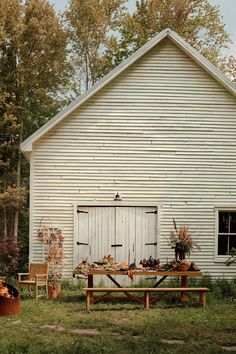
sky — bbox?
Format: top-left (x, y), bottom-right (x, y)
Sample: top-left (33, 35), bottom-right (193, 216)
top-left (49, 0), bottom-right (236, 57)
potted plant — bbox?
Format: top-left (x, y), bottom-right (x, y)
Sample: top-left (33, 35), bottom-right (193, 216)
top-left (37, 222), bottom-right (66, 300)
top-left (169, 219), bottom-right (201, 261)
top-left (0, 279), bottom-right (20, 316)
top-left (176, 259), bottom-right (191, 271)
top-left (46, 240), bottom-right (65, 300)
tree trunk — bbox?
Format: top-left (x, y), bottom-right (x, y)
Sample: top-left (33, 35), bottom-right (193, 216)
top-left (84, 52), bottom-right (89, 91)
top-left (3, 207), bottom-right (7, 237)
top-left (13, 122), bottom-right (23, 239)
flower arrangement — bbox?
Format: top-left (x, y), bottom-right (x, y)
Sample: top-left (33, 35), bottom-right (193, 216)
top-left (169, 218), bottom-right (201, 260)
top-left (37, 222), bottom-right (66, 287)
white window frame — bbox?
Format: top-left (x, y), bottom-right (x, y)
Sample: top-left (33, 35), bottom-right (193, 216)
top-left (215, 207), bottom-right (236, 262)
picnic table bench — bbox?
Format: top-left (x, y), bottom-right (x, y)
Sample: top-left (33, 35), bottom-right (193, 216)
top-left (84, 287), bottom-right (210, 309)
top-left (74, 269), bottom-right (209, 309)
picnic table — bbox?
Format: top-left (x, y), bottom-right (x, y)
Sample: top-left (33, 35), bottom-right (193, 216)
top-left (73, 269), bottom-right (207, 308)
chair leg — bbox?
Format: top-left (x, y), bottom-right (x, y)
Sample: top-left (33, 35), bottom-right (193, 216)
top-left (35, 286), bottom-right (38, 300)
top-left (46, 282), bottom-right (49, 299)
top-left (28, 285), bottom-right (31, 296)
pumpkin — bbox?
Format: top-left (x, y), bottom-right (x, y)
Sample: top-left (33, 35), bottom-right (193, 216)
top-left (120, 262), bottom-right (128, 270)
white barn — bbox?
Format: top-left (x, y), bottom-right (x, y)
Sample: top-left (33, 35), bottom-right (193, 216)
top-left (21, 29), bottom-right (236, 278)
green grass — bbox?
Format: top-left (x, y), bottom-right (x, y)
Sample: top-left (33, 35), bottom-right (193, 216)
top-left (0, 279), bottom-right (236, 354)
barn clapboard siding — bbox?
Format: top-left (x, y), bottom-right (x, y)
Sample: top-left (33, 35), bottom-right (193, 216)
top-left (23, 31), bottom-right (236, 278)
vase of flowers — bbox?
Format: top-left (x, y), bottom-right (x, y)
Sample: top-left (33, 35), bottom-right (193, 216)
top-left (169, 219), bottom-right (201, 261)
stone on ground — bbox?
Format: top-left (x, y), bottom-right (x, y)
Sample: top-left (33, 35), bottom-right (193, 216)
top-left (221, 346), bottom-right (236, 352)
top-left (40, 325), bottom-right (66, 331)
top-left (160, 339), bottom-right (185, 345)
top-left (70, 328), bottom-right (100, 335)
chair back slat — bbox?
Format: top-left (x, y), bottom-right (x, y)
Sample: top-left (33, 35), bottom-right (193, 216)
top-left (29, 263), bottom-right (48, 279)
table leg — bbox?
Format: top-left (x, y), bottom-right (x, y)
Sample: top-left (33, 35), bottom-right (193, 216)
top-left (86, 291), bottom-right (91, 310)
top-left (145, 291), bottom-right (150, 309)
top-left (107, 274), bottom-right (143, 303)
top-left (180, 276), bottom-right (189, 302)
top-left (153, 275), bottom-right (168, 288)
top-left (199, 291), bottom-right (206, 307)
top-left (107, 274), bottom-right (123, 288)
top-left (88, 274), bottom-right (94, 303)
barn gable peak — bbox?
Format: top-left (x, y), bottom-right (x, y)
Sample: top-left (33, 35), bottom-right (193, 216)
top-left (21, 27), bottom-right (236, 157)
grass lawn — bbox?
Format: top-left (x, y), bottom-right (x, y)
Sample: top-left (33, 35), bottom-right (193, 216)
top-left (0, 280), bottom-right (236, 354)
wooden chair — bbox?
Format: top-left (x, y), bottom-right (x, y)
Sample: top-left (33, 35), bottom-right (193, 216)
top-left (18, 263), bottom-right (49, 300)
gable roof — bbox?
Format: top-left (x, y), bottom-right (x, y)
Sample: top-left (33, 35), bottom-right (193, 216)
top-left (21, 28), bottom-right (236, 156)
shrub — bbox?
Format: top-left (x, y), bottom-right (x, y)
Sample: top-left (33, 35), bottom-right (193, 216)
top-left (0, 235), bottom-right (21, 276)
top-left (213, 278), bottom-right (236, 299)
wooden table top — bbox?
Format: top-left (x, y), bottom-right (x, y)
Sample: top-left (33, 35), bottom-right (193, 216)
top-left (73, 270), bottom-right (202, 277)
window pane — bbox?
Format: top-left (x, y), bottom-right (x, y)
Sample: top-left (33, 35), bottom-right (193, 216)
top-left (219, 212), bottom-right (229, 233)
top-left (218, 235), bottom-right (228, 255)
top-left (230, 212), bottom-right (236, 233)
top-left (229, 235), bottom-right (236, 252)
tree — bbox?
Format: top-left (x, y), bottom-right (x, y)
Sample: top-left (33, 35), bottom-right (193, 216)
top-left (118, 0), bottom-right (232, 72)
top-left (0, 0), bottom-right (74, 268)
top-left (64, 0), bottom-right (126, 91)
top-left (224, 55), bottom-right (236, 83)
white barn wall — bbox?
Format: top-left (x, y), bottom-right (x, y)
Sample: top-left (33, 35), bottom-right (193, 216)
top-left (31, 39), bottom-right (236, 278)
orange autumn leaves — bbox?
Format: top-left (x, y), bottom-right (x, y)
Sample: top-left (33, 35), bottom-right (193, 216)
top-left (0, 279), bottom-right (12, 298)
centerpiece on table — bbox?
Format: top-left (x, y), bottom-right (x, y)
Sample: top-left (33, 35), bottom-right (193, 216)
top-left (169, 218), bottom-right (201, 269)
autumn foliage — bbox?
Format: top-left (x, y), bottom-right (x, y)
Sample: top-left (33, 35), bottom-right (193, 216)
top-left (0, 236), bottom-right (21, 276)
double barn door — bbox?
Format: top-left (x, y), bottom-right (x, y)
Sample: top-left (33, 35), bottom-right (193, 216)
top-left (77, 206), bottom-right (158, 265)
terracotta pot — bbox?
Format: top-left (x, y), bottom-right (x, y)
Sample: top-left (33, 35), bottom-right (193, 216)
top-left (48, 283), bottom-right (61, 300)
top-left (177, 263), bottom-right (190, 272)
top-left (0, 284), bottom-right (20, 316)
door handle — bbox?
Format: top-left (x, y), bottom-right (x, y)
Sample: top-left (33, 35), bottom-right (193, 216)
top-left (77, 242), bottom-right (89, 246)
top-left (145, 242), bottom-right (157, 246)
top-left (111, 244), bottom-right (123, 247)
